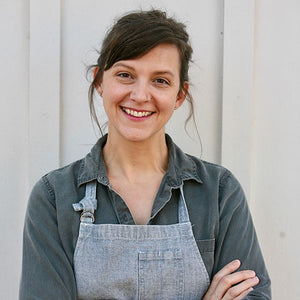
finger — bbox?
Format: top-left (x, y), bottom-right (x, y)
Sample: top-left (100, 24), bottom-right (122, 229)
top-left (214, 270), bottom-right (256, 299)
top-left (203, 260), bottom-right (241, 299)
top-left (233, 287), bottom-right (254, 300)
top-left (209, 260), bottom-right (241, 291)
top-left (223, 276), bottom-right (259, 300)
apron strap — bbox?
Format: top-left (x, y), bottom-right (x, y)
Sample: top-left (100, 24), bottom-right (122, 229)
top-left (73, 181), bottom-right (97, 223)
top-left (178, 184), bottom-right (190, 223)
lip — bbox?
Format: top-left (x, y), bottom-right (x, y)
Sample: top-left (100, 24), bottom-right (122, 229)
top-left (121, 106), bottom-right (155, 120)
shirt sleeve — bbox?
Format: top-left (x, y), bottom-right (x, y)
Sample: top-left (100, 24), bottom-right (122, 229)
top-left (213, 170), bottom-right (271, 299)
top-left (19, 176), bottom-right (77, 300)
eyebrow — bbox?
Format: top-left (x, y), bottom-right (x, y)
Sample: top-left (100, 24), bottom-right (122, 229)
top-left (112, 62), bottom-right (175, 78)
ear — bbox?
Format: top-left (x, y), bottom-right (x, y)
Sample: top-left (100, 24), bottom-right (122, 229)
top-left (93, 66), bottom-right (99, 79)
top-left (175, 81), bottom-right (189, 110)
top-left (93, 67), bottom-right (103, 96)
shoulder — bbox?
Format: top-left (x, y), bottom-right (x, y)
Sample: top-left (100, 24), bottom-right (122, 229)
top-left (26, 158), bottom-right (86, 246)
top-left (29, 158), bottom-right (84, 208)
top-left (25, 159), bottom-right (83, 231)
top-left (168, 136), bottom-right (242, 195)
top-left (37, 137), bottom-right (106, 194)
top-left (43, 158), bottom-right (84, 190)
top-left (184, 155), bottom-right (246, 207)
top-left (186, 154), bottom-right (236, 187)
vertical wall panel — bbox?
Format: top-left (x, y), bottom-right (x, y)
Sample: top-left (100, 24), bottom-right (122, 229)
top-left (29, 0), bottom-right (61, 187)
top-left (251, 1), bottom-right (300, 299)
top-left (221, 0), bottom-right (255, 200)
top-left (0, 1), bottom-right (29, 299)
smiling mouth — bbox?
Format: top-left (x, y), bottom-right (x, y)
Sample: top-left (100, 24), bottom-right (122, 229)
top-left (122, 107), bottom-right (154, 118)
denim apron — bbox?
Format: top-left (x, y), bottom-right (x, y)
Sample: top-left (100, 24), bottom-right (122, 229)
top-left (73, 181), bottom-right (210, 299)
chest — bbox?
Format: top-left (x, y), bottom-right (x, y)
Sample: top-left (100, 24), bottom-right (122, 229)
top-left (109, 177), bottom-right (163, 225)
top-left (73, 181), bottom-right (210, 300)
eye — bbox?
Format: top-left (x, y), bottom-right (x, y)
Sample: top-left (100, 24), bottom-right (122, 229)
top-left (154, 78), bottom-right (170, 85)
top-left (116, 72), bottom-right (131, 79)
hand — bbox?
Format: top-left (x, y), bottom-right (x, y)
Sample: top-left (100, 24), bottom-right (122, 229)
top-left (203, 260), bottom-right (259, 300)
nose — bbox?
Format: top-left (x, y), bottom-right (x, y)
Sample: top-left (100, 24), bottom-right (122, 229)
top-left (130, 80), bottom-right (151, 102)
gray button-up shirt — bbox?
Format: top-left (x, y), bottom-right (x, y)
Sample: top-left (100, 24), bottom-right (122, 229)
top-left (20, 134), bottom-right (271, 299)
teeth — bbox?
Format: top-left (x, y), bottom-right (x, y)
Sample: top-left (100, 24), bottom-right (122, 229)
top-left (123, 108), bottom-right (152, 118)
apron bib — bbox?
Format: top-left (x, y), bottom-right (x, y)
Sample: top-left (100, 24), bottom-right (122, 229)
top-left (73, 181), bottom-right (210, 300)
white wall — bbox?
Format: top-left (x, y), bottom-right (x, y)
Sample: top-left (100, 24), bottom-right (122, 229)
top-left (0, 1), bottom-right (29, 299)
top-left (222, 1), bottom-right (300, 298)
top-left (1, 0), bottom-right (299, 299)
top-left (251, 0), bottom-right (300, 297)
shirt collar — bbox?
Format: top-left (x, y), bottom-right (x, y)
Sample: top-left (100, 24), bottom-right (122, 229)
top-left (165, 134), bottom-right (203, 187)
top-left (77, 134), bottom-right (108, 187)
top-left (77, 134), bottom-right (203, 187)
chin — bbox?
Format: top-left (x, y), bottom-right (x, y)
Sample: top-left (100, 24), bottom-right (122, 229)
top-left (119, 130), bottom-right (160, 143)
top-left (122, 134), bottom-right (150, 143)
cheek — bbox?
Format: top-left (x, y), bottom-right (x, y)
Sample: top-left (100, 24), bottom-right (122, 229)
top-left (156, 94), bottom-right (177, 112)
top-left (103, 86), bottom-right (124, 106)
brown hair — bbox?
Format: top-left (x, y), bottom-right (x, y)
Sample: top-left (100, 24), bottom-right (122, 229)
top-left (88, 9), bottom-right (197, 136)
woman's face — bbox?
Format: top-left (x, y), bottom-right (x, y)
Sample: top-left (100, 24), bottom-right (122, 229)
top-left (96, 43), bottom-right (187, 143)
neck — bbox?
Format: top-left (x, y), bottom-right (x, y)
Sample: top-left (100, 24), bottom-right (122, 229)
top-left (103, 131), bottom-right (169, 182)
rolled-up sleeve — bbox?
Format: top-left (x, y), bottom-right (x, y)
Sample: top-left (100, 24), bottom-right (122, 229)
top-left (213, 171), bottom-right (271, 299)
top-left (19, 176), bottom-right (77, 300)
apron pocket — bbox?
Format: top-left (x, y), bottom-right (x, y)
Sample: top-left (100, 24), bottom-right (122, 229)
top-left (196, 238), bottom-right (215, 278)
top-left (138, 248), bottom-right (183, 300)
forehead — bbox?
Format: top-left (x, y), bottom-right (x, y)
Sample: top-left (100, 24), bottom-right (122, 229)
top-left (112, 44), bottom-right (181, 74)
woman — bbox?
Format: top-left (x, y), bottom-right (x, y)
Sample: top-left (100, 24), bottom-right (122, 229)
top-left (20, 9), bottom-right (271, 300)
